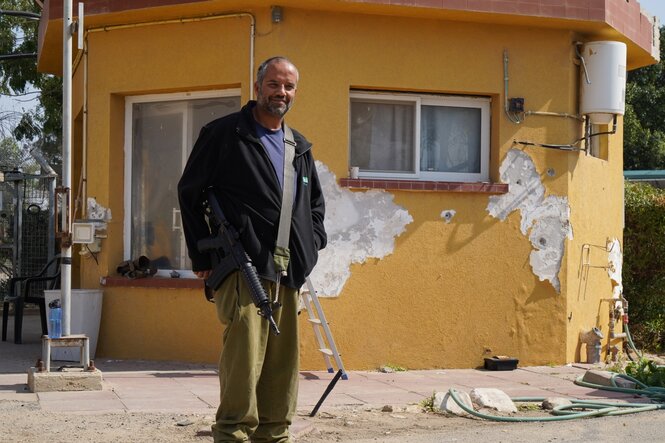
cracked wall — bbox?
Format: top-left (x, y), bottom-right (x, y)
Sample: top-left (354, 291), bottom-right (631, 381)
top-left (309, 162), bottom-right (413, 296)
top-left (486, 149), bottom-right (572, 292)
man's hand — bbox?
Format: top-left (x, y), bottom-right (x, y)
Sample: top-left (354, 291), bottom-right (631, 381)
top-left (195, 270), bottom-right (211, 279)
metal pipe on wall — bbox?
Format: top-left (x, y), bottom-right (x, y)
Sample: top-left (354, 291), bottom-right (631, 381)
top-left (61, 0), bottom-right (73, 337)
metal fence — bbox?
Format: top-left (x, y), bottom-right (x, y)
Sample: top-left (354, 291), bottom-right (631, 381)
top-left (0, 171), bottom-right (56, 299)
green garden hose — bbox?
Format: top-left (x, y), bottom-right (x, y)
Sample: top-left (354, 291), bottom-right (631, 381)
top-left (573, 371), bottom-right (665, 402)
top-left (624, 323), bottom-right (643, 360)
top-left (447, 371), bottom-right (665, 422)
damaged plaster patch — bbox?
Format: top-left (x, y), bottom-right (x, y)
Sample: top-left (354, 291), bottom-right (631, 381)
top-left (87, 197), bottom-right (112, 222)
top-left (308, 161), bottom-right (413, 296)
top-left (607, 238), bottom-right (623, 310)
top-left (486, 149), bottom-right (572, 292)
top-left (441, 210), bottom-right (456, 224)
top-left (607, 238), bottom-right (622, 286)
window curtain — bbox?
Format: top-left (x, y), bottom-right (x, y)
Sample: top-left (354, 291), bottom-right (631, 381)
top-left (420, 106), bottom-right (481, 173)
top-left (350, 100), bottom-right (415, 173)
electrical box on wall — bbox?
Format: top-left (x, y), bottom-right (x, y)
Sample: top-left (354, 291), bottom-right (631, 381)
top-left (508, 98), bottom-right (525, 113)
top-left (72, 222), bottom-right (95, 244)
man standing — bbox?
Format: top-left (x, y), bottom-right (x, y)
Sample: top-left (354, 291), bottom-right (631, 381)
top-left (178, 57), bottom-right (327, 442)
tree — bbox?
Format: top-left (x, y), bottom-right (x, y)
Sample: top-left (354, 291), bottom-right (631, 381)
top-left (623, 182), bottom-right (665, 352)
top-left (0, 0), bottom-right (61, 172)
top-left (624, 27), bottom-right (665, 170)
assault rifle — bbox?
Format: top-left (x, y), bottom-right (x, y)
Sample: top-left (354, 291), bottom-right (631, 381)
top-left (197, 188), bottom-right (280, 335)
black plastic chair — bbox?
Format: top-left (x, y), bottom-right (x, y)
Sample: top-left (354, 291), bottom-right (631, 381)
top-left (2, 255), bottom-right (61, 344)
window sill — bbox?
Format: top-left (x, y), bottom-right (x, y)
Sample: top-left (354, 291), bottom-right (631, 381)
top-left (101, 275), bottom-right (204, 289)
top-left (339, 178), bottom-right (509, 193)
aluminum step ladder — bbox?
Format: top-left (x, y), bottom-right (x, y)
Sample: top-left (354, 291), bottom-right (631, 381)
top-left (301, 277), bottom-right (348, 380)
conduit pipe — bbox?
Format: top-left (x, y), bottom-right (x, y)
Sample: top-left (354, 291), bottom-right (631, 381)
top-left (71, 11), bottom-right (256, 221)
top-left (502, 50), bottom-right (520, 124)
top-left (72, 39), bottom-right (87, 221)
top-left (514, 114), bottom-right (617, 152)
top-left (524, 110), bottom-right (584, 121)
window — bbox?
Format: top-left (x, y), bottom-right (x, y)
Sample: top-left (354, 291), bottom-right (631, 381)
top-left (124, 90), bottom-right (241, 276)
top-left (349, 91), bottom-right (490, 182)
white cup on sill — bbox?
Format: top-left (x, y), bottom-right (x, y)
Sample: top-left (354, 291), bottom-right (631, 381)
top-left (349, 166), bottom-right (360, 179)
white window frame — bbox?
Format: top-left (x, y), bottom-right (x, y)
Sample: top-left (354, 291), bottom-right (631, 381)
top-left (123, 89), bottom-right (241, 278)
top-left (349, 91), bottom-right (491, 182)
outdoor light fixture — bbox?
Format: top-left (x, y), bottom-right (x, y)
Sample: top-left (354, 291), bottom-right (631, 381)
top-left (271, 6), bottom-right (283, 23)
top-left (72, 222), bottom-right (95, 244)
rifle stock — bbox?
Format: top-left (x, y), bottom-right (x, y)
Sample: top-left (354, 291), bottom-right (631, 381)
top-left (197, 189), bottom-right (280, 336)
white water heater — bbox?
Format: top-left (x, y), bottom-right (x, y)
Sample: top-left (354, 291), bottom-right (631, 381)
top-left (580, 41), bottom-right (627, 125)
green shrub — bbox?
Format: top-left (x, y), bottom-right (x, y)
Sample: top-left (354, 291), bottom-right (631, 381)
top-left (623, 182), bottom-right (665, 352)
top-left (625, 357), bottom-right (665, 388)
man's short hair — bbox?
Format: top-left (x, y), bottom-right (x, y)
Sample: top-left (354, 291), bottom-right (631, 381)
top-left (256, 56), bottom-right (299, 85)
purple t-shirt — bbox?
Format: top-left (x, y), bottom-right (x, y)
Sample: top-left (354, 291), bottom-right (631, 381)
top-left (255, 123), bottom-right (285, 190)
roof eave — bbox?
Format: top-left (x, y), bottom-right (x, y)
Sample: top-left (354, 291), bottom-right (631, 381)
top-left (37, 0), bottom-right (660, 75)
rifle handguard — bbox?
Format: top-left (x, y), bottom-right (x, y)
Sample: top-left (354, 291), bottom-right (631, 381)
top-left (199, 188), bottom-right (280, 336)
top-left (240, 262), bottom-right (280, 335)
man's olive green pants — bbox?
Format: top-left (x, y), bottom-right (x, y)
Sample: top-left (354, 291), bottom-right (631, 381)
top-left (212, 271), bottom-right (300, 443)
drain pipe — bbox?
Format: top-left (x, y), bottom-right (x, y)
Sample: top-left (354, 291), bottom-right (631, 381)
top-left (579, 327), bottom-right (604, 364)
top-left (81, 38), bottom-right (88, 219)
top-left (72, 39), bottom-right (88, 222)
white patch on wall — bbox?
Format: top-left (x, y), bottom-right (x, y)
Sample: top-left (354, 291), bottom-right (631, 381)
top-left (309, 162), bottom-right (413, 296)
top-left (87, 197), bottom-right (112, 222)
top-left (441, 210), bottom-right (456, 224)
top-left (486, 149), bottom-right (572, 292)
top-left (607, 238), bottom-right (623, 310)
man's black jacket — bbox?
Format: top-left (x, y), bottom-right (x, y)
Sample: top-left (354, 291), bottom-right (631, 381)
top-left (177, 101), bottom-right (327, 289)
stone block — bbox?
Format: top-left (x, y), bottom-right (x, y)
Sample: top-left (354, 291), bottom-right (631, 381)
top-left (434, 390), bottom-right (473, 416)
top-left (542, 397), bottom-right (573, 410)
top-left (582, 369), bottom-right (636, 389)
top-left (470, 388), bottom-right (517, 413)
top-left (27, 367), bottom-right (103, 392)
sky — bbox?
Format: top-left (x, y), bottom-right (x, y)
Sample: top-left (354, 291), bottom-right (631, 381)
top-left (639, 0), bottom-right (665, 22)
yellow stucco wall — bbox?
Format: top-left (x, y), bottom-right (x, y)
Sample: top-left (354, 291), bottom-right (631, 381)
top-left (98, 287), bottom-right (222, 362)
top-left (564, 121), bottom-right (626, 363)
top-left (71, 6), bottom-right (628, 369)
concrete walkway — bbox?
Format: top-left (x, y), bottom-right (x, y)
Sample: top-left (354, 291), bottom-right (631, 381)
top-left (0, 314), bottom-right (643, 438)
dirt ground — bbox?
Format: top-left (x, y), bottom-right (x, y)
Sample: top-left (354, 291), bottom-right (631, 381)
top-left (0, 399), bottom-right (544, 442)
top-left (2, 398), bottom-right (664, 443)
top-left (1, 349), bottom-right (662, 442)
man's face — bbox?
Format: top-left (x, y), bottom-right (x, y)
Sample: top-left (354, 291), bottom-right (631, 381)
top-left (255, 61), bottom-right (298, 118)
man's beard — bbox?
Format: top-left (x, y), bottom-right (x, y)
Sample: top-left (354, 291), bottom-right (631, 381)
top-left (258, 90), bottom-right (293, 117)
